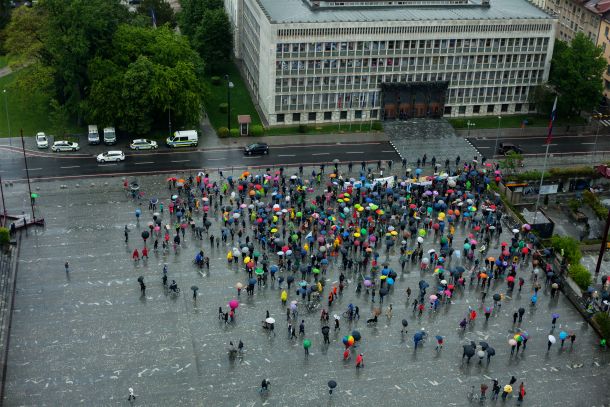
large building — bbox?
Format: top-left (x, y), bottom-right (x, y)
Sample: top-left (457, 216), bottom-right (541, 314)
top-left (596, 5), bottom-right (610, 98)
top-left (543, 0), bottom-right (603, 42)
top-left (224, 0), bottom-right (557, 126)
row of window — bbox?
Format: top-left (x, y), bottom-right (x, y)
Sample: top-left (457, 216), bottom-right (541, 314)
top-left (276, 24), bottom-right (553, 38)
top-left (275, 110), bottom-right (377, 123)
top-left (276, 38), bottom-right (549, 54)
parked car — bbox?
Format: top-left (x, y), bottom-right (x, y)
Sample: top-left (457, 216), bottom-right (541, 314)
top-left (244, 142), bottom-right (269, 156)
top-left (130, 139), bottom-right (158, 150)
top-left (97, 150), bottom-right (125, 163)
top-left (497, 142), bottom-right (523, 155)
top-left (166, 130), bottom-right (198, 148)
top-left (51, 141), bottom-right (80, 152)
top-left (35, 132), bottom-right (48, 148)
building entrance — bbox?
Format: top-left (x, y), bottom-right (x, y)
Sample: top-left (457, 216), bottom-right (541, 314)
top-left (381, 81), bottom-right (449, 120)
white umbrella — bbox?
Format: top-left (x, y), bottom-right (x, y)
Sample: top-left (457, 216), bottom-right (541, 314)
top-left (265, 317), bottom-right (275, 324)
top-left (548, 335), bottom-right (556, 344)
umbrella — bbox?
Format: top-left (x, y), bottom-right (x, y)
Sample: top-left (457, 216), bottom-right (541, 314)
top-left (508, 339), bottom-right (517, 346)
top-left (548, 335), bottom-right (556, 344)
top-left (328, 380), bottom-right (337, 390)
top-left (229, 299), bottom-right (239, 309)
top-left (303, 339), bottom-right (312, 348)
top-left (477, 350), bottom-right (485, 358)
top-left (248, 278), bottom-right (256, 285)
top-left (429, 294), bottom-right (438, 301)
top-left (504, 385), bottom-right (513, 393)
top-left (479, 341), bottom-right (489, 350)
top-left (463, 345), bottom-right (475, 357)
top-left (321, 326), bottom-right (330, 335)
top-left (401, 319), bottom-right (409, 327)
top-left (559, 331), bottom-right (568, 340)
top-left (493, 293), bottom-right (501, 301)
top-left (435, 335), bottom-right (443, 341)
top-left (235, 282), bottom-right (243, 289)
top-left (351, 330), bottom-right (361, 341)
top-left (552, 313), bottom-right (560, 319)
top-left (486, 347), bottom-right (496, 356)
top-left (191, 285), bottom-right (199, 292)
top-left (266, 317), bottom-right (276, 324)
top-left (255, 268), bottom-right (264, 276)
top-left (137, 276), bottom-right (144, 283)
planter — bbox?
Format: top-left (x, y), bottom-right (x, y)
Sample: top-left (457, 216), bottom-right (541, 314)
top-left (570, 211), bottom-right (588, 223)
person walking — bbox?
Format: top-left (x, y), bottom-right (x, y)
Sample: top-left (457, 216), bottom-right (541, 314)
top-left (64, 261), bottom-right (69, 273)
top-left (518, 307), bottom-right (525, 323)
top-left (142, 246), bottom-right (148, 259)
top-left (551, 314), bottom-right (558, 329)
top-left (356, 353), bottom-right (364, 368)
top-left (517, 382), bottom-right (526, 405)
top-left (128, 387), bottom-right (136, 401)
top-left (491, 379), bottom-right (500, 400)
top-left (124, 225), bottom-right (129, 243)
top-left (139, 280), bottom-right (146, 296)
top-left (512, 311), bottom-right (518, 324)
top-left (132, 248), bottom-right (140, 262)
top-left (259, 379), bottom-right (270, 393)
top-left (299, 320), bottom-right (305, 336)
top-left (334, 317), bottom-right (340, 331)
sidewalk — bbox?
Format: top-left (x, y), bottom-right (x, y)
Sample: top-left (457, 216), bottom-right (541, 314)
top-left (456, 124), bottom-right (608, 139)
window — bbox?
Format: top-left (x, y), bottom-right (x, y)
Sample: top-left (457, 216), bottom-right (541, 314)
top-left (277, 114), bottom-right (285, 123)
top-left (515, 103), bottom-right (523, 112)
top-left (501, 104), bottom-right (509, 112)
top-left (355, 110), bottom-right (362, 119)
top-left (444, 106), bottom-right (452, 115)
top-left (340, 111), bottom-right (348, 119)
top-left (292, 113), bottom-right (301, 122)
top-left (487, 105), bottom-right (495, 113)
top-left (370, 110), bottom-right (378, 118)
top-left (308, 112), bottom-right (317, 121)
top-left (459, 106), bottom-right (466, 114)
top-left (473, 105), bottom-right (481, 114)
top-left (324, 111), bottom-right (332, 120)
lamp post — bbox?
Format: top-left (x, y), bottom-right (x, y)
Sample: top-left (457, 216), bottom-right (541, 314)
top-left (493, 116), bottom-right (501, 160)
top-left (592, 112), bottom-right (601, 165)
top-left (466, 120), bottom-right (475, 138)
top-left (225, 75), bottom-right (234, 131)
top-left (3, 89), bottom-right (11, 147)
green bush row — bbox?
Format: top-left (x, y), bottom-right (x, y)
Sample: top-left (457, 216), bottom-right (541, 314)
top-left (593, 313), bottom-right (610, 341)
top-left (0, 227), bottom-right (9, 246)
top-left (583, 190), bottom-right (608, 220)
top-left (568, 263), bottom-right (592, 290)
top-left (505, 166), bottom-right (598, 182)
top-left (550, 235), bottom-right (582, 264)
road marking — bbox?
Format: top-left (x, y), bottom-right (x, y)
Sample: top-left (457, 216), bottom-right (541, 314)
top-left (312, 153), bottom-right (330, 156)
top-left (98, 163), bottom-right (117, 166)
top-left (243, 156), bottom-right (262, 159)
top-left (60, 165), bottom-right (80, 169)
top-left (207, 158), bottom-right (226, 161)
top-left (278, 154), bottom-right (296, 157)
top-left (171, 159), bottom-right (190, 163)
top-left (542, 144), bottom-right (557, 146)
top-left (25, 168), bottom-right (42, 171)
top-left (134, 161), bottom-right (154, 165)
top-left (477, 146), bottom-right (491, 149)
top-left (581, 142), bottom-right (596, 145)
top-left (346, 151), bottom-right (364, 154)
top-left (381, 150), bottom-right (395, 153)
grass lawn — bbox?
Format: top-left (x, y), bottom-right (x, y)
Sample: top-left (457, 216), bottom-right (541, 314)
top-left (0, 67), bottom-right (81, 138)
top-left (0, 56), bottom-right (9, 69)
top-left (448, 114), bottom-right (586, 129)
top-left (264, 122), bottom-right (383, 136)
top-left (203, 63), bottom-right (262, 131)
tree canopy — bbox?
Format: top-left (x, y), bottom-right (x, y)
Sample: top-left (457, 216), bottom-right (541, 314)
top-left (136, 0), bottom-right (176, 28)
top-left (549, 33), bottom-right (606, 116)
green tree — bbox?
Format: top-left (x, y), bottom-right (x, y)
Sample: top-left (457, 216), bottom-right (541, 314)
top-left (86, 25), bottom-right (204, 135)
top-left (2, 5), bottom-right (48, 67)
top-left (178, 0), bottom-right (223, 38)
top-left (137, 0), bottom-right (176, 28)
top-left (0, 0), bottom-right (11, 31)
top-left (38, 0), bottom-right (130, 123)
top-left (499, 150), bottom-right (523, 174)
top-left (549, 33), bottom-right (606, 117)
top-left (191, 8), bottom-right (232, 74)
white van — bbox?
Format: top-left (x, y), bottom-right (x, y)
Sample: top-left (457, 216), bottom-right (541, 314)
top-left (88, 125), bottom-right (100, 145)
top-left (103, 127), bottom-right (116, 145)
top-left (166, 130), bottom-right (198, 148)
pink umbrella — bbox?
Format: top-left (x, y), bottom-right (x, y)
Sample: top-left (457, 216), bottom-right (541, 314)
top-left (369, 235), bottom-right (377, 242)
top-left (364, 279), bottom-right (372, 287)
top-left (229, 299), bottom-right (239, 310)
top-left (444, 289), bottom-right (452, 297)
top-left (154, 226), bottom-right (160, 232)
top-left (429, 294), bottom-right (438, 302)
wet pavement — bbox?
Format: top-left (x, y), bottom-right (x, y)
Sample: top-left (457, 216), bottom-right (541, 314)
top-left (3, 167), bottom-right (610, 406)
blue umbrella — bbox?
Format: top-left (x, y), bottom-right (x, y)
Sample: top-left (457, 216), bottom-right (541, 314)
top-left (248, 278), bottom-right (256, 285)
top-left (559, 331), bottom-right (568, 340)
top-left (387, 277), bottom-right (395, 286)
top-left (419, 280), bottom-right (429, 289)
top-left (270, 265), bottom-right (279, 272)
top-left (435, 335), bottom-right (443, 341)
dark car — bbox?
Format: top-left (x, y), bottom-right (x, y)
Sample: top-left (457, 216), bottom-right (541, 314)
top-left (497, 142), bottom-right (523, 155)
top-left (244, 143), bottom-right (269, 156)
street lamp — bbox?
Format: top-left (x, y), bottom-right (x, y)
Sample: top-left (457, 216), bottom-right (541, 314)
top-left (493, 116), bottom-right (501, 160)
top-left (592, 111), bottom-right (601, 165)
top-left (3, 89), bottom-right (11, 147)
top-left (466, 120), bottom-right (476, 138)
top-left (225, 75), bottom-right (234, 131)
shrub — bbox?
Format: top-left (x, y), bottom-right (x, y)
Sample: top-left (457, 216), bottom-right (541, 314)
top-left (550, 235), bottom-right (582, 263)
top-left (218, 103), bottom-right (228, 113)
top-left (230, 128), bottom-right (239, 138)
top-left (298, 124), bottom-right (309, 133)
top-left (593, 313), bottom-right (610, 340)
top-left (568, 199), bottom-right (581, 213)
top-left (583, 190), bottom-right (608, 220)
top-left (217, 127), bottom-right (230, 138)
top-left (249, 124), bottom-right (264, 137)
top-left (372, 121), bottom-right (383, 131)
top-left (211, 76), bottom-right (222, 85)
top-left (568, 263), bottom-right (592, 290)
top-left (0, 227), bottom-right (9, 246)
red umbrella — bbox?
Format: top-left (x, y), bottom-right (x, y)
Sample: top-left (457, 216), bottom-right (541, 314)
top-left (507, 276), bottom-right (515, 282)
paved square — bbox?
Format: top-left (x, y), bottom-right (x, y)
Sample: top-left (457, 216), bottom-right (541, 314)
top-left (3, 167), bottom-right (610, 406)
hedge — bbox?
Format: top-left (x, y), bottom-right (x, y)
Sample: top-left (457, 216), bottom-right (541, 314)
top-left (583, 190), bottom-right (608, 220)
top-left (593, 313), bottom-right (610, 340)
top-left (230, 129), bottom-right (239, 138)
top-left (217, 127), bottom-right (230, 138)
top-left (568, 263), bottom-right (592, 290)
top-left (0, 227), bottom-right (9, 246)
top-left (550, 235), bottom-right (582, 264)
top-left (505, 166), bottom-right (598, 182)
top-left (372, 121), bottom-right (383, 131)
top-left (218, 103), bottom-right (228, 113)
top-left (249, 124), bottom-right (264, 137)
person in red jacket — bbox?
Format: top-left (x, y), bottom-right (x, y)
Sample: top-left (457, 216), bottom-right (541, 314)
top-left (132, 249), bottom-right (140, 262)
top-left (356, 353), bottom-right (364, 368)
top-left (142, 247), bottom-right (148, 259)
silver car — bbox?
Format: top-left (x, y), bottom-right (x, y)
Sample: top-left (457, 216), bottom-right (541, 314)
top-left (97, 150), bottom-right (125, 163)
top-left (51, 141), bottom-right (80, 152)
top-left (130, 139), bottom-right (158, 150)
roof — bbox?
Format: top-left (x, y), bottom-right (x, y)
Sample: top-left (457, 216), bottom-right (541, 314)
top-left (255, 0), bottom-right (553, 24)
top-left (238, 115), bottom-right (252, 124)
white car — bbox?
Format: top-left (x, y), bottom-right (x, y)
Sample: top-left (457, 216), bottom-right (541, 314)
top-left (130, 139), bottom-right (158, 150)
top-left (35, 132), bottom-right (48, 148)
top-left (97, 150), bottom-right (125, 163)
top-left (51, 141), bottom-right (80, 152)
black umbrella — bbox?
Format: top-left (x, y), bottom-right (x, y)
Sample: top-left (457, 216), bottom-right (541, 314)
top-left (419, 280), bottom-right (429, 289)
top-left (463, 345), bottom-right (475, 357)
top-left (155, 219), bottom-right (162, 225)
top-left (328, 380), bottom-right (337, 392)
top-left (204, 220), bottom-right (212, 227)
top-left (401, 319), bottom-right (409, 327)
top-left (191, 285), bottom-right (199, 291)
top-left (137, 276), bottom-right (144, 283)
top-left (321, 326), bottom-right (330, 335)
top-left (141, 230), bottom-right (150, 240)
top-left (479, 341), bottom-right (489, 350)
top-left (379, 287), bottom-right (389, 296)
top-left (300, 265), bottom-right (308, 273)
top-left (493, 293), bottom-right (501, 301)
top-left (287, 275), bottom-right (295, 283)
top-left (486, 347), bottom-right (496, 356)
top-left (351, 330), bottom-right (361, 341)
top-left (389, 271), bottom-right (397, 279)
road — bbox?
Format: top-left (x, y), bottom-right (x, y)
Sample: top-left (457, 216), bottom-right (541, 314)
top-left (467, 133), bottom-right (610, 158)
top-left (0, 141), bottom-right (400, 181)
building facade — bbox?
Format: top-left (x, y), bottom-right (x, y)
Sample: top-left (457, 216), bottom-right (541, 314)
top-left (543, 0), bottom-right (602, 42)
top-left (596, 6), bottom-right (610, 98)
top-left (226, 0), bottom-right (556, 126)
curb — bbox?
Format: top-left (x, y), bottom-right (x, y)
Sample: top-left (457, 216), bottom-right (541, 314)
top-left (0, 235), bottom-right (20, 404)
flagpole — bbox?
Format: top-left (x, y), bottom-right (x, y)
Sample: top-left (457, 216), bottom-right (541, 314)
top-left (533, 142), bottom-right (550, 225)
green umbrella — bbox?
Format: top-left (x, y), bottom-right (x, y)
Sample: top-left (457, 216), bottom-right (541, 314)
top-left (360, 228), bottom-right (367, 235)
top-left (303, 339), bottom-right (312, 349)
top-left (253, 251), bottom-right (261, 258)
top-left (296, 212), bottom-right (302, 218)
top-left (312, 268), bottom-right (320, 274)
top-left (255, 268), bottom-right (264, 275)
top-left (30, 193), bottom-right (39, 199)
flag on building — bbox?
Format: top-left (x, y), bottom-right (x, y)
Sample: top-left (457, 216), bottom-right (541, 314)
top-left (546, 96), bottom-right (557, 144)
top-left (150, 8), bottom-right (157, 28)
